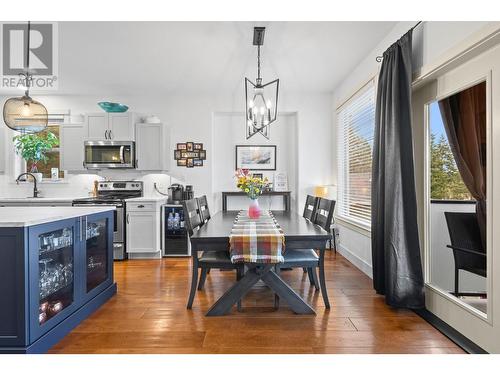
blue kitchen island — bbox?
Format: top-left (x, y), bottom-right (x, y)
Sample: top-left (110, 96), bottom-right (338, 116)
top-left (0, 207), bottom-right (117, 353)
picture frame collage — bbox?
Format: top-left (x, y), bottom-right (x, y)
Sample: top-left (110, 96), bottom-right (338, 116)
top-left (174, 142), bottom-right (206, 167)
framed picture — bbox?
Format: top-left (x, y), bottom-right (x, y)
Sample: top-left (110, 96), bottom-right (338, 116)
top-left (187, 158), bottom-right (194, 168)
top-left (193, 159), bottom-right (203, 167)
top-left (177, 143), bottom-right (187, 150)
top-left (194, 143), bottom-right (203, 150)
top-left (199, 150), bottom-right (206, 160)
top-left (177, 159), bottom-right (187, 167)
top-left (186, 142), bottom-right (194, 152)
top-left (174, 150), bottom-right (181, 160)
top-left (235, 145), bottom-right (276, 171)
top-left (252, 173), bottom-right (263, 179)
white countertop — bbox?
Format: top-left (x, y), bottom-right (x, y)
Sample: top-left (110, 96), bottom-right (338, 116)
top-left (0, 207), bottom-right (115, 227)
top-left (126, 196), bottom-right (168, 202)
top-left (0, 197), bottom-right (84, 203)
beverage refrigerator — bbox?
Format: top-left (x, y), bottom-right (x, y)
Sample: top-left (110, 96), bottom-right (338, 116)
top-left (161, 204), bottom-right (190, 256)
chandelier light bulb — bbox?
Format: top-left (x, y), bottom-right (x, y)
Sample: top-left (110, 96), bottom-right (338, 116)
top-left (266, 99), bottom-right (272, 109)
top-left (21, 102), bottom-right (32, 117)
top-left (260, 106), bottom-right (265, 115)
top-left (248, 100), bottom-right (254, 108)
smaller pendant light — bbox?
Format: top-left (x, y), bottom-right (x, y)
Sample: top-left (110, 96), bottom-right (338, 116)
top-left (245, 27), bottom-right (279, 139)
top-left (3, 21), bottom-right (48, 133)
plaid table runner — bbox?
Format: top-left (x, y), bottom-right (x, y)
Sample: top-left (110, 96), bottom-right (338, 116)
top-left (229, 210), bottom-right (285, 264)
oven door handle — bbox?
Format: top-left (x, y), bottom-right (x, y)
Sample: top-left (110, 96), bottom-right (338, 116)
top-left (126, 213), bottom-right (130, 224)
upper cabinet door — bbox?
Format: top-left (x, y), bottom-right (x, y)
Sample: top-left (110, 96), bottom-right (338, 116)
top-left (60, 123), bottom-right (86, 171)
top-left (85, 113), bottom-right (108, 140)
top-left (135, 122), bottom-right (166, 171)
top-left (0, 126), bottom-right (5, 173)
top-left (108, 113), bottom-right (135, 141)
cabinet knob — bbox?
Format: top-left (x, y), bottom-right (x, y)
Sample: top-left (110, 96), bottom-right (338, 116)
top-left (138, 205), bottom-right (145, 208)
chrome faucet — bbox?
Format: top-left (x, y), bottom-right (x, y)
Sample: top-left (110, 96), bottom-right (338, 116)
top-left (16, 173), bottom-right (40, 198)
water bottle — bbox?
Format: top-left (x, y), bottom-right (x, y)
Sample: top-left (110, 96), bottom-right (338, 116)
top-left (167, 212), bottom-right (174, 230)
top-left (174, 213), bottom-right (180, 230)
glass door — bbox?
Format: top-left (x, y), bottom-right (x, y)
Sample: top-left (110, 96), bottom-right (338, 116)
top-left (413, 42), bottom-right (500, 353)
top-left (85, 217), bottom-right (109, 292)
top-left (29, 218), bottom-right (80, 341)
top-left (82, 213), bottom-right (113, 302)
top-left (38, 227), bottom-right (74, 325)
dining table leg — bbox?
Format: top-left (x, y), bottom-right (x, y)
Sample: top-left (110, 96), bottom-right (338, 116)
top-left (206, 264), bottom-right (316, 316)
top-left (206, 265), bottom-right (269, 316)
top-left (260, 270), bottom-right (316, 315)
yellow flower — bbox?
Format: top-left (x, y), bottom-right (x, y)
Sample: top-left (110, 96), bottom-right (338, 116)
top-left (255, 188), bottom-right (260, 194)
top-left (245, 188), bottom-right (250, 193)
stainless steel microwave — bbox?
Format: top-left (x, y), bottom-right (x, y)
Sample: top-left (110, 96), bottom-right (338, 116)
top-left (84, 141), bottom-right (135, 169)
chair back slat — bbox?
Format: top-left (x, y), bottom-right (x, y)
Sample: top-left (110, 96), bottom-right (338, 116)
top-left (197, 195), bottom-right (211, 223)
top-left (444, 211), bottom-right (486, 274)
top-left (303, 195), bottom-right (318, 221)
top-left (313, 198), bottom-right (336, 232)
top-left (182, 198), bottom-right (203, 236)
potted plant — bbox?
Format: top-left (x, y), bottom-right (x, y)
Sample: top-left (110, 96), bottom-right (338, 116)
top-left (235, 168), bottom-right (270, 219)
top-left (13, 131), bottom-right (59, 183)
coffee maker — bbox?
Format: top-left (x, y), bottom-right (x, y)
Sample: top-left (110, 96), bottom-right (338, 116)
top-left (184, 185), bottom-right (194, 200)
top-left (167, 183), bottom-right (184, 204)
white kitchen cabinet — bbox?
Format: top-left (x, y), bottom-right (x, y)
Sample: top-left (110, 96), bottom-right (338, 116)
top-left (126, 199), bottom-right (165, 258)
top-left (85, 112), bottom-right (136, 141)
top-left (0, 125), bottom-right (5, 173)
top-left (108, 113), bottom-right (135, 140)
top-left (135, 122), bottom-right (170, 171)
top-left (60, 123), bottom-right (86, 171)
top-left (85, 113), bottom-right (107, 140)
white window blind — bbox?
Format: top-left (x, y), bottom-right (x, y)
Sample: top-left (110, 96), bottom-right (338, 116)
top-left (337, 80), bottom-right (376, 228)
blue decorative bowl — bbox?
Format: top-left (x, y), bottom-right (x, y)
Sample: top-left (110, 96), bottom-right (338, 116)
top-left (98, 102), bottom-right (129, 113)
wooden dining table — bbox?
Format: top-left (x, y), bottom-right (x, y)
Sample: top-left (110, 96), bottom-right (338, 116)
top-left (189, 210), bottom-right (331, 316)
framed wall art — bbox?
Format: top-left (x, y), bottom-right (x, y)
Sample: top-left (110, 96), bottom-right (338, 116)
top-left (235, 145), bottom-right (276, 171)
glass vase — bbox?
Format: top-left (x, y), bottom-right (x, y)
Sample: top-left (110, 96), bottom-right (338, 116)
top-left (248, 198), bottom-right (261, 219)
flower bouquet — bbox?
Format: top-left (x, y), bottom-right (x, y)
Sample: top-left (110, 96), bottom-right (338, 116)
top-left (235, 168), bottom-right (270, 219)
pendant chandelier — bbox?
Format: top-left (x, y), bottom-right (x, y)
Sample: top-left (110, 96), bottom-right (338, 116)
top-left (3, 21), bottom-right (48, 133)
top-left (245, 27), bottom-right (279, 139)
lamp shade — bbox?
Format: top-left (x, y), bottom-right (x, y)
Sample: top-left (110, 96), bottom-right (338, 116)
top-left (3, 95), bottom-right (48, 133)
top-left (314, 185), bottom-right (328, 198)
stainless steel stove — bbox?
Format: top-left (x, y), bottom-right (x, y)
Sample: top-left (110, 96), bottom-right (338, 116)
top-left (73, 181), bottom-right (143, 260)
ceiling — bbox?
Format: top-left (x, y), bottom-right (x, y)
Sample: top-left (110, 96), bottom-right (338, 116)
top-left (27, 22), bottom-right (397, 95)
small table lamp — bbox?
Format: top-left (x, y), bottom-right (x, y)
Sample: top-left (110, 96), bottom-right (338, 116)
top-left (314, 185), bottom-right (328, 198)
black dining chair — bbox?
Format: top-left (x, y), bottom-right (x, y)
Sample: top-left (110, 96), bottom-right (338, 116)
top-left (303, 195), bottom-right (318, 221)
top-left (444, 211), bottom-right (486, 296)
top-left (197, 195), bottom-right (211, 224)
top-left (275, 197), bottom-right (335, 309)
top-left (184, 198), bottom-right (243, 309)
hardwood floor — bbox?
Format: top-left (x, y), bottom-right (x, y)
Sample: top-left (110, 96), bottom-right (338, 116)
top-left (49, 252), bottom-right (465, 354)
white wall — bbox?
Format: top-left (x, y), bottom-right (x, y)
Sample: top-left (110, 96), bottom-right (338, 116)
top-left (0, 91), bottom-right (333, 210)
top-left (212, 112), bottom-right (298, 212)
top-left (331, 21), bottom-right (492, 277)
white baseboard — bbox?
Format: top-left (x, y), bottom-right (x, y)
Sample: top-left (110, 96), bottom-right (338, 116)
top-left (127, 251), bottom-right (162, 259)
top-left (337, 243), bottom-right (373, 279)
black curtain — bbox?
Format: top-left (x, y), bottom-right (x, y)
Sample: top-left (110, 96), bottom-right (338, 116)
top-left (371, 30), bottom-right (424, 309)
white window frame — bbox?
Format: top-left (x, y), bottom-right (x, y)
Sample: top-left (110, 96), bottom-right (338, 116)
top-left (336, 78), bottom-right (376, 231)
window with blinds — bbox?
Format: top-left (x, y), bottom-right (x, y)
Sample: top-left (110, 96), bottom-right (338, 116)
top-left (337, 80), bottom-right (376, 228)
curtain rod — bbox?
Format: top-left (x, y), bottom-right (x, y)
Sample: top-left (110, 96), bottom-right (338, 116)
top-left (375, 21), bottom-right (423, 62)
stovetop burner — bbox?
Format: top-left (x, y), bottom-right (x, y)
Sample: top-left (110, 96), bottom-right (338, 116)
top-left (72, 180), bottom-right (143, 205)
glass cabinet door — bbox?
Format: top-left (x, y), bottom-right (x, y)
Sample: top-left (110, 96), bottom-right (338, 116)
top-left (38, 226), bottom-right (75, 326)
top-left (84, 217), bottom-right (109, 294)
